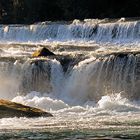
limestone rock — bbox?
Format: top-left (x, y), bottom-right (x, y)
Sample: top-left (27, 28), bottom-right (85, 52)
top-left (32, 47), bottom-right (55, 57)
top-left (0, 99), bottom-right (53, 118)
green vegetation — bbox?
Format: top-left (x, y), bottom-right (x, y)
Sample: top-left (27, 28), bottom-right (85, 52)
top-left (0, 0), bottom-right (140, 24)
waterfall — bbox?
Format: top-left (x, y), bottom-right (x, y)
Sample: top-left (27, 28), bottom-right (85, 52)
top-left (1, 19), bottom-right (140, 136)
top-left (0, 52), bottom-right (140, 103)
top-left (59, 53), bottom-right (140, 104)
top-left (0, 19), bottom-right (140, 43)
top-left (20, 58), bottom-right (64, 95)
top-left (0, 57), bottom-right (64, 98)
top-left (81, 53), bottom-right (139, 101)
top-left (0, 60), bottom-right (21, 99)
top-left (0, 18), bottom-right (140, 105)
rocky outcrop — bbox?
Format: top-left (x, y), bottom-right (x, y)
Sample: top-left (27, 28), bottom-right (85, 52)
top-left (32, 47), bottom-right (55, 57)
top-left (0, 99), bottom-right (53, 118)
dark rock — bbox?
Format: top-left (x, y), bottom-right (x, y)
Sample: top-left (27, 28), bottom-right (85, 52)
top-left (0, 99), bottom-right (53, 118)
top-left (32, 47), bottom-right (55, 57)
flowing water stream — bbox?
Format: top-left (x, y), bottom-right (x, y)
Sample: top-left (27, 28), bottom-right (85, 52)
top-left (0, 18), bottom-right (140, 139)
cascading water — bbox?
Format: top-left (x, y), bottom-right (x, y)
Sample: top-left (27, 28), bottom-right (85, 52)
top-left (0, 19), bottom-right (140, 43)
top-left (1, 18), bottom-right (140, 139)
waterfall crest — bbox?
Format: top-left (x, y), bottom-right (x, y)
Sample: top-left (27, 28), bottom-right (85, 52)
top-left (0, 19), bottom-right (140, 43)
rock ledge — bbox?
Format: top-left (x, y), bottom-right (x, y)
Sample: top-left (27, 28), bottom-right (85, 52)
top-left (0, 99), bottom-right (53, 118)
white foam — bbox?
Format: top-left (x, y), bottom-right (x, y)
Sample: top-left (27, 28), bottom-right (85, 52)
top-left (12, 91), bottom-right (69, 111)
top-left (97, 94), bottom-right (140, 112)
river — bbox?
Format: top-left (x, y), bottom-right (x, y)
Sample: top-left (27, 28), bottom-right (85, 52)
top-left (0, 18), bottom-right (140, 139)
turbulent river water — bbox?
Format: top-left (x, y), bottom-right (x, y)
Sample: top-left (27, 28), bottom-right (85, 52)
top-left (0, 18), bottom-right (140, 139)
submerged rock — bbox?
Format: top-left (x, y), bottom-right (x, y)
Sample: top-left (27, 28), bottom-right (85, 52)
top-left (0, 99), bottom-right (53, 118)
top-left (32, 47), bottom-right (55, 57)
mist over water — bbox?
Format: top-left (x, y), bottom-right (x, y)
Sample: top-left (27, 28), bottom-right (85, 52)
top-left (0, 18), bottom-right (140, 139)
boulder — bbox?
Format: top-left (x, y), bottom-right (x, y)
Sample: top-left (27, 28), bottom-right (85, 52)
top-left (32, 47), bottom-right (55, 57)
top-left (0, 99), bottom-right (53, 118)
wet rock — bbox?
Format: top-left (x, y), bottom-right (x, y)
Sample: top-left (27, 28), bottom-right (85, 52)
top-left (106, 51), bottom-right (140, 57)
top-left (32, 47), bottom-right (55, 57)
top-left (0, 99), bottom-right (53, 118)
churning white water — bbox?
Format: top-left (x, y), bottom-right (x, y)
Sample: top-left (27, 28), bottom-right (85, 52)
top-left (0, 19), bottom-right (140, 139)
